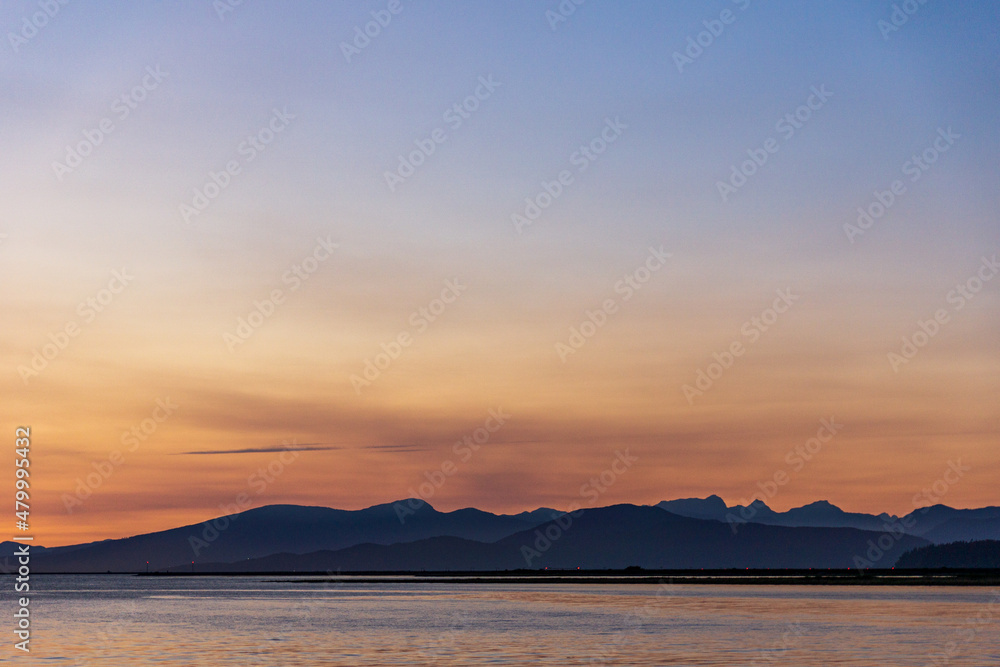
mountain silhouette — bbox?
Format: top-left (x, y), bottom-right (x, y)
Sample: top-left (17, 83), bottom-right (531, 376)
top-left (25, 501), bottom-right (557, 573)
top-left (895, 540), bottom-right (1000, 568)
top-left (18, 498), bottom-right (999, 573)
top-left (656, 496), bottom-right (1000, 543)
top-left (655, 495), bottom-right (728, 520)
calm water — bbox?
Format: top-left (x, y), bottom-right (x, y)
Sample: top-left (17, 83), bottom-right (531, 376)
top-left (6, 575), bottom-right (999, 665)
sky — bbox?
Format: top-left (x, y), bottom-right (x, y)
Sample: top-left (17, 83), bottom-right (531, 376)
top-left (1, 1), bottom-right (998, 546)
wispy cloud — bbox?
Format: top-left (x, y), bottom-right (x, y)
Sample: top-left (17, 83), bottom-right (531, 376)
top-left (178, 443), bottom-right (341, 455)
top-left (364, 444), bottom-right (432, 452)
top-left (177, 442), bottom-right (437, 455)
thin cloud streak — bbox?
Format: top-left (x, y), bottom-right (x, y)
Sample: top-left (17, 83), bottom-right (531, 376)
top-left (178, 443), bottom-right (341, 455)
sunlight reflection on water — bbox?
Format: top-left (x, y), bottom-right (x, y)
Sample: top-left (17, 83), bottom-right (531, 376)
top-left (15, 576), bottom-right (1000, 665)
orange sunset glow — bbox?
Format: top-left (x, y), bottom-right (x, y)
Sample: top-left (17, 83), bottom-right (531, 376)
top-left (2, 1), bottom-right (997, 550)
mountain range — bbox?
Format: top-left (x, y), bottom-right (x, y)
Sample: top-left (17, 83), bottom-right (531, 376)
top-left (6, 496), bottom-right (998, 573)
top-left (656, 495), bottom-right (1000, 544)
